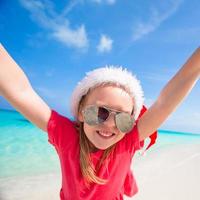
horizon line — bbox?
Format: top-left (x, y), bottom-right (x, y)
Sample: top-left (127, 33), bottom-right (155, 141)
top-left (1, 108), bottom-right (200, 135)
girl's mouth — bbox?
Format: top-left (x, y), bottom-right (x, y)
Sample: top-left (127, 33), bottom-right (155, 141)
top-left (96, 130), bottom-right (115, 139)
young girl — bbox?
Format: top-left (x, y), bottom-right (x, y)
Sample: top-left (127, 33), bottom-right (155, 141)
top-left (0, 43), bottom-right (199, 200)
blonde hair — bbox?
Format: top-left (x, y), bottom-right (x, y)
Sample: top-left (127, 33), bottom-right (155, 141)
top-left (78, 122), bottom-right (115, 186)
top-left (77, 83), bottom-right (132, 186)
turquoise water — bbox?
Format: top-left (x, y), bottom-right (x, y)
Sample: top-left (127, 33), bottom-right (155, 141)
top-left (1, 109), bottom-right (200, 178)
top-left (0, 109), bottom-right (59, 178)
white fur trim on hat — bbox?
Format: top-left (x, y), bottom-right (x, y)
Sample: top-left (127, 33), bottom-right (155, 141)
top-left (70, 66), bottom-right (144, 120)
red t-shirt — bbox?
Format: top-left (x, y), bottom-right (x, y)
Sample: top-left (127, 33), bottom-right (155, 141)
top-left (47, 110), bottom-right (142, 200)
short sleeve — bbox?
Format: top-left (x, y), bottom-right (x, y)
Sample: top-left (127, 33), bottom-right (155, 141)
top-left (125, 121), bottom-right (142, 153)
top-left (124, 105), bottom-right (158, 155)
top-left (47, 110), bottom-right (77, 152)
top-left (131, 122), bottom-right (142, 151)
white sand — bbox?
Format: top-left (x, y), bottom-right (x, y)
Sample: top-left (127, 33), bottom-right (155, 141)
top-left (127, 143), bottom-right (200, 200)
top-left (0, 143), bottom-right (200, 200)
top-left (0, 173), bottom-right (61, 200)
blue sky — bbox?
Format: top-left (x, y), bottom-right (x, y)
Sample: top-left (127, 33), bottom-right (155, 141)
top-left (0, 0), bottom-right (200, 133)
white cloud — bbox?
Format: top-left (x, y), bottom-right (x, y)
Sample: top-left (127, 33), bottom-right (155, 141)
top-left (19, 0), bottom-right (88, 49)
top-left (132, 0), bottom-right (183, 41)
top-left (60, 0), bottom-right (81, 18)
top-left (52, 24), bottom-right (88, 48)
top-left (97, 35), bottom-right (113, 53)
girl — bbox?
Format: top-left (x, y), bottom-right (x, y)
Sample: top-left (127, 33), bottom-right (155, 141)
top-left (0, 44), bottom-right (199, 199)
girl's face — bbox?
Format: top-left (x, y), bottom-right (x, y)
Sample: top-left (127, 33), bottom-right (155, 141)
top-left (78, 85), bottom-right (134, 151)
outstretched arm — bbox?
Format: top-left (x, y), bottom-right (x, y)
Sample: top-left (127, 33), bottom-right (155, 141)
top-left (0, 44), bottom-right (51, 132)
top-left (138, 47), bottom-right (200, 141)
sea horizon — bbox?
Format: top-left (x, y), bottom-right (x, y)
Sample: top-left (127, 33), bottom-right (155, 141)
top-left (1, 108), bottom-right (199, 136)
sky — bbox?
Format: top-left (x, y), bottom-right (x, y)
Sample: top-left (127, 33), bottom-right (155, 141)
top-left (0, 0), bottom-right (200, 133)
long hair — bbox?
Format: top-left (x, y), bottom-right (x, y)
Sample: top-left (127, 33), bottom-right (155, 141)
top-left (78, 122), bottom-right (115, 186)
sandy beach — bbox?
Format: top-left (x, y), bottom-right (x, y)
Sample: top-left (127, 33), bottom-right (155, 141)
top-left (128, 143), bottom-right (200, 200)
top-left (0, 173), bottom-right (61, 200)
top-left (0, 143), bottom-right (200, 200)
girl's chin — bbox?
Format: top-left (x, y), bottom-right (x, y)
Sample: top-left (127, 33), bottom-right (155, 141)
top-left (88, 141), bottom-right (112, 152)
top-left (91, 142), bottom-right (114, 151)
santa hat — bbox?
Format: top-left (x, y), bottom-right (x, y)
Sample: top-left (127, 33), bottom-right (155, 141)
top-left (70, 66), bottom-right (144, 120)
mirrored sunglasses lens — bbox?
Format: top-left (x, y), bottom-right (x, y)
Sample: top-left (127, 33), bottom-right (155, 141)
top-left (98, 107), bottom-right (110, 123)
top-left (115, 113), bottom-right (134, 133)
top-left (83, 105), bottom-right (99, 125)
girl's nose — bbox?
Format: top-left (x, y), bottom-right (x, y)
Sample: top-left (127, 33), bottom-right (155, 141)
top-left (103, 113), bottom-right (116, 128)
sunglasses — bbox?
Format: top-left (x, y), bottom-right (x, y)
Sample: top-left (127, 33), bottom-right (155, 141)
top-left (82, 105), bottom-right (135, 133)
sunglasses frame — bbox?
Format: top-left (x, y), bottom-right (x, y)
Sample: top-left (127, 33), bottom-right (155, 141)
top-left (82, 105), bottom-right (135, 133)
